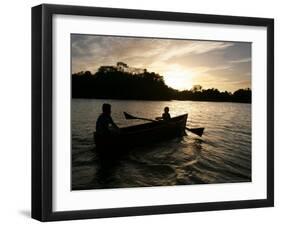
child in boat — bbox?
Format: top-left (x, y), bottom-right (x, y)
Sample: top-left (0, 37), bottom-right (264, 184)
top-left (162, 107), bottom-right (171, 120)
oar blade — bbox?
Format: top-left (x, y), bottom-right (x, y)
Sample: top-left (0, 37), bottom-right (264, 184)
top-left (123, 112), bottom-right (137, 120)
top-left (124, 112), bottom-right (155, 122)
top-left (187, 127), bottom-right (205, 137)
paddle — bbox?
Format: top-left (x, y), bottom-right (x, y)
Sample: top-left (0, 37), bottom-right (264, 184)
top-left (123, 112), bottom-right (204, 137)
top-left (123, 112), bottom-right (155, 122)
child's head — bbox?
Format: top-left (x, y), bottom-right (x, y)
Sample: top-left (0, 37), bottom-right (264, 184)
top-left (164, 107), bottom-right (169, 113)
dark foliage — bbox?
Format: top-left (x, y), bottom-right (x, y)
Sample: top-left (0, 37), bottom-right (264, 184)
top-left (72, 66), bottom-right (251, 103)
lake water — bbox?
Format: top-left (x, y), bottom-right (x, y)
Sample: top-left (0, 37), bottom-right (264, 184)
top-left (72, 99), bottom-right (251, 190)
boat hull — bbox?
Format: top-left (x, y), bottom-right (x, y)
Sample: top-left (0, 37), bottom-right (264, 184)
top-left (94, 114), bottom-right (188, 150)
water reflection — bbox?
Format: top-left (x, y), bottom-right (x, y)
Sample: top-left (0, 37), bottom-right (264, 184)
top-left (72, 99), bottom-right (251, 190)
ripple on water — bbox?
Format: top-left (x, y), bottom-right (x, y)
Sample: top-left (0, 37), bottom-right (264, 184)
top-left (71, 99), bottom-right (251, 190)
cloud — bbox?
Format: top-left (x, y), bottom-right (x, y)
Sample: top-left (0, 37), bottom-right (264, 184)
top-left (153, 41), bottom-right (234, 62)
top-left (71, 34), bottom-right (251, 92)
top-left (71, 35), bottom-right (234, 72)
top-left (229, 57), bottom-right (251, 64)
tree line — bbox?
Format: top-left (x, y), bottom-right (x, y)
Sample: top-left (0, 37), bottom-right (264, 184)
top-left (72, 65), bottom-right (251, 103)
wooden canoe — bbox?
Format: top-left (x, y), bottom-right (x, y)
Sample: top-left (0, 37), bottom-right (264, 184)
top-left (94, 114), bottom-right (188, 150)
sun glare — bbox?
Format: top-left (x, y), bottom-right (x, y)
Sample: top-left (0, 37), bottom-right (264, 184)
top-left (163, 68), bottom-right (193, 90)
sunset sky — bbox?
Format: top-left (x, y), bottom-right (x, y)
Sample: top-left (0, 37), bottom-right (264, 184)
top-left (71, 34), bottom-right (251, 92)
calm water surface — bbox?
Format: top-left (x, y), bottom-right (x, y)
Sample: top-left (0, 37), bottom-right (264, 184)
top-left (72, 99), bottom-right (251, 190)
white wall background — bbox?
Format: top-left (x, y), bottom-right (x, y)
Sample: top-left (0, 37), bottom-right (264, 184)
top-left (0, 0), bottom-right (279, 225)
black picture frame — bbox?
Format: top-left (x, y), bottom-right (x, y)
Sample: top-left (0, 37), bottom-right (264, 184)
top-left (32, 3), bottom-right (274, 222)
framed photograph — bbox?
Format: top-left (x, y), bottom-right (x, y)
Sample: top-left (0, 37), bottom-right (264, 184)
top-left (32, 4), bottom-right (274, 221)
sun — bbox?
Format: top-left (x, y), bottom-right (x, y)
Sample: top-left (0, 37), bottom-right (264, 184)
top-left (163, 68), bottom-right (193, 91)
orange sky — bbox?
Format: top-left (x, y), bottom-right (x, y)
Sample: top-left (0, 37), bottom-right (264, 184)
top-left (72, 34), bottom-right (251, 92)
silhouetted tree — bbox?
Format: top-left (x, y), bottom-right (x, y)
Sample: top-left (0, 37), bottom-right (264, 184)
top-left (72, 63), bottom-right (251, 103)
top-left (192, 85), bottom-right (202, 92)
top-left (232, 88), bottom-right (251, 103)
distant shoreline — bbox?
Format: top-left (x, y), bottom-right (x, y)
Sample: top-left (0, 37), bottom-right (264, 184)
top-left (72, 65), bottom-right (251, 104)
top-left (72, 97), bottom-right (251, 104)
